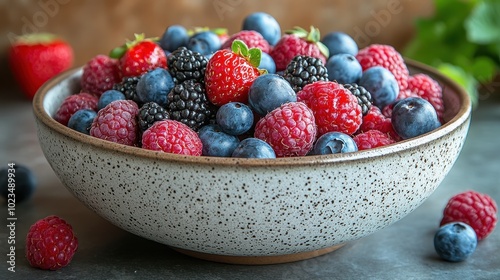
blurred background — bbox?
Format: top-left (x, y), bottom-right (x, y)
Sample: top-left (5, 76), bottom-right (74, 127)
top-left (0, 0), bottom-right (434, 92)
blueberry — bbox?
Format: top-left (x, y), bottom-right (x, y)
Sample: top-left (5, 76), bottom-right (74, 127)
top-left (216, 102), bottom-right (254, 136)
top-left (242, 12), bottom-right (281, 46)
top-left (321, 32), bottom-right (358, 57)
top-left (198, 124), bottom-right (240, 157)
top-left (159, 25), bottom-right (189, 52)
top-left (359, 66), bottom-right (399, 109)
top-left (98, 89), bottom-right (126, 110)
top-left (434, 222), bottom-right (477, 262)
top-left (187, 31), bottom-right (221, 56)
top-left (248, 74), bottom-right (296, 116)
top-left (310, 132), bottom-right (358, 155)
top-left (67, 109), bottom-right (97, 135)
top-left (136, 68), bottom-right (175, 107)
top-left (326, 54), bottom-right (362, 84)
top-left (232, 138), bottom-right (276, 158)
top-left (259, 52), bottom-right (276, 74)
top-left (0, 164), bottom-right (36, 203)
top-left (391, 97), bottom-right (441, 139)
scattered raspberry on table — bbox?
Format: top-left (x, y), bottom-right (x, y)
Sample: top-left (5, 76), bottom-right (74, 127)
top-left (440, 190), bottom-right (497, 240)
top-left (25, 215), bottom-right (78, 270)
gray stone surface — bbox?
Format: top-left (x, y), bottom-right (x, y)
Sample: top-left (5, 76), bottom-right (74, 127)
top-left (1, 90), bottom-right (499, 280)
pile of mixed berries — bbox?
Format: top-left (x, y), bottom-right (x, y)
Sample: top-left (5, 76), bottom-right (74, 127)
top-left (55, 12), bottom-right (444, 158)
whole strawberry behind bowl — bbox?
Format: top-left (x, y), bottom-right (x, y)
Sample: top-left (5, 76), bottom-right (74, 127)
top-left (32, 35), bottom-right (471, 265)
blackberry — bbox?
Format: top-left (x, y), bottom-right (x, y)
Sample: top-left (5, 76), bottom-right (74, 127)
top-left (138, 102), bottom-right (170, 132)
top-left (167, 47), bottom-right (208, 84)
top-left (344, 83), bottom-right (372, 115)
top-left (283, 55), bottom-right (328, 92)
top-left (167, 80), bottom-right (215, 131)
top-left (113, 76), bottom-right (141, 103)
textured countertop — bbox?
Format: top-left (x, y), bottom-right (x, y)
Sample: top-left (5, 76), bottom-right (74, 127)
top-left (1, 88), bottom-right (499, 280)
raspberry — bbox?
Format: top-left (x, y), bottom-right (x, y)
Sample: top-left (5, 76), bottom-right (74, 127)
top-left (25, 215), bottom-right (78, 270)
top-left (221, 30), bottom-right (271, 54)
top-left (81, 55), bottom-right (121, 96)
top-left (270, 26), bottom-right (328, 72)
top-left (141, 120), bottom-right (202, 156)
top-left (356, 44), bottom-right (409, 91)
top-left (54, 92), bottom-right (98, 126)
top-left (440, 191), bottom-right (497, 240)
top-left (90, 100), bottom-right (139, 146)
top-left (254, 102), bottom-right (317, 157)
top-left (406, 74), bottom-right (445, 121)
top-left (353, 130), bottom-right (396, 150)
top-left (396, 88), bottom-right (419, 100)
top-left (359, 106), bottom-right (400, 141)
top-left (382, 103), bottom-right (394, 118)
top-left (297, 81), bottom-right (362, 136)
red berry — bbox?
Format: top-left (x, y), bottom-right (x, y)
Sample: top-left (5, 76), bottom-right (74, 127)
top-left (440, 191), bottom-right (497, 240)
top-left (406, 74), bottom-right (445, 121)
top-left (81, 55), bottom-right (121, 96)
top-left (359, 106), bottom-right (400, 141)
top-left (356, 44), bottom-right (409, 91)
top-left (54, 92), bottom-right (98, 126)
top-left (90, 100), bottom-right (139, 146)
top-left (353, 130), bottom-right (396, 150)
top-left (8, 33), bottom-right (73, 100)
top-left (116, 34), bottom-right (167, 78)
top-left (254, 102), bottom-right (317, 157)
top-left (25, 215), bottom-right (78, 270)
top-left (221, 30), bottom-right (271, 53)
top-left (396, 88), bottom-right (419, 101)
top-left (270, 26), bottom-right (328, 72)
top-left (142, 120), bottom-right (202, 156)
top-left (205, 44), bottom-right (261, 106)
top-left (297, 81), bottom-right (362, 136)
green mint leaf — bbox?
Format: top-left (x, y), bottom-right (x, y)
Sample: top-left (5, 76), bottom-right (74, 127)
top-left (471, 56), bottom-right (497, 83)
top-left (465, 1), bottom-right (500, 44)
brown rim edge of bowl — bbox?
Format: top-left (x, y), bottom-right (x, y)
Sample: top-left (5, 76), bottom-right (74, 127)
top-left (32, 59), bottom-right (472, 167)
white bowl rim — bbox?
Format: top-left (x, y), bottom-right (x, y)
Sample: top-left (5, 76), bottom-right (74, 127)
top-left (33, 59), bottom-right (471, 167)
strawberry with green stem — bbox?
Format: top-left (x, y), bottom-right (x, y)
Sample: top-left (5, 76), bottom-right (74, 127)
top-left (110, 33), bottom-right (167, 78)
top-left (270, 26), bottom-right (329, 72)
top-left (8, 33), bottom-right (74, 100)
top-left (205, 40), bottom-right (265, 106)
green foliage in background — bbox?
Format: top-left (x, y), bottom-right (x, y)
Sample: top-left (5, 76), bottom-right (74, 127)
top-left (404, 0), bottom-right (500, 107)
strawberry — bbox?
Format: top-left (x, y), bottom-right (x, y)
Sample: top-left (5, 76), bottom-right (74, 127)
top-left (8, 33), bottom-right (73, 100)
top-left (270, 26), bottom-right (329, 72)
top-left (110, 33), bottom-right (167, 78)
top-left (204, 40), bottom-right (263, 106)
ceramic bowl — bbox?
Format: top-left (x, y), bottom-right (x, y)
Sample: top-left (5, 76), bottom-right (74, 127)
top-left (33, 60), bottom-right (471, 264)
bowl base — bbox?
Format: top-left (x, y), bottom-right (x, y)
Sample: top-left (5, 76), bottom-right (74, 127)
top-left (171, 244), bottom-right (345, 265)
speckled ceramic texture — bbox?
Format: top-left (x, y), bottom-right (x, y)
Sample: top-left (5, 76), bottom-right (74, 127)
top-left (33, 60), bottom-right (471, 261)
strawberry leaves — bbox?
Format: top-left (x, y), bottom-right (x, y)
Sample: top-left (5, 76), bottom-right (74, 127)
top-left (231, 39), bottom-right (262, 68)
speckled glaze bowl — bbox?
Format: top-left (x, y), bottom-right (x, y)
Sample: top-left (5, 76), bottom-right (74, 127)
top-left (33, 60), bottom-right (471, 264)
